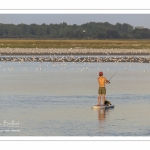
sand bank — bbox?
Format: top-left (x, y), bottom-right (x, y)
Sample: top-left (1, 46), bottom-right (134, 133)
top-left (0, 48), bottom-right (150, 55)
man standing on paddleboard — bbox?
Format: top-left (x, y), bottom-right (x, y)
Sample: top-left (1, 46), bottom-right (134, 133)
top-left (97, 71), bottom-right (110, 106)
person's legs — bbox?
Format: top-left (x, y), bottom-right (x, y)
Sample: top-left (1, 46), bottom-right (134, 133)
top-left (103, 87), bottom-right (106, 105)
top-left (97, 94), bottom-right (100, 105)
top-left (97, 87), bottom-right (107, 106)
top-left (97, 87), bottom-right (101, 106)
top-left (104, 95), bottom-right (106, 100)
top-left (101, 94), bottom-right (105, 105)
top-left (98, 95), bottom-right (104, 106)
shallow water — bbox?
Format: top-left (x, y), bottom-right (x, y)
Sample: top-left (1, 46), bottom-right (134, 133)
top-left (0, 61), bottom-right (150, 136)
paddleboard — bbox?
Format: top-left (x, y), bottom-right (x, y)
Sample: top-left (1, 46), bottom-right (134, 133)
top-left (91, 104), bottom-right (114, 109)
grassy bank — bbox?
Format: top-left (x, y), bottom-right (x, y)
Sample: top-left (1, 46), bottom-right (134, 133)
top-left (0, 39), bottom-right (150, 49)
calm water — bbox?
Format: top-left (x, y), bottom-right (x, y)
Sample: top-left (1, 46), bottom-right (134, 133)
top-left (0, 61), bottom-right (150, 136)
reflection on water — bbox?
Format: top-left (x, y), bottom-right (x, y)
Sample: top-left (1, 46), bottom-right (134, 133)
top-left (0, 94), bottom-right (150, 136)
top-left (98, 109), bottom-right (106, 121)
top-left (0, 61), bottom-right (150, 136)
top-left (97, 108), bottom-right (115, 121)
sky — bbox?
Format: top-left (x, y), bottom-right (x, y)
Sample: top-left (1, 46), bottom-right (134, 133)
top-left (0, 14), bottom-right (150, 28)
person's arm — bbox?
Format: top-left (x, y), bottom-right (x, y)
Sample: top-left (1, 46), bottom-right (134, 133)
top-left (97, 77), bottom-right (99, 84)
top-left (106, 78), bottom-right (110, 84)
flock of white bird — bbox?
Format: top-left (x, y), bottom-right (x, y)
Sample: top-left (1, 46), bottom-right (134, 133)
top-left (0, 48), bottom-right (149, 73)
top-left (0, 58), bottom-right (148, 73)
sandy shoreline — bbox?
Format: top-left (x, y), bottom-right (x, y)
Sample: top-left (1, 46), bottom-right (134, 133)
top-left (0, 48), bottom-right (150, 55)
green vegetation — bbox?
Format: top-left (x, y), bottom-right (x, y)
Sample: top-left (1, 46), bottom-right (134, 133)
top-left (0, 22), bottom-right (150, 39)
top-left (1, 39), bottom-right (150, 49)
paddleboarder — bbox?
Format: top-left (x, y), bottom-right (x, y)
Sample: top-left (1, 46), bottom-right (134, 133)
top-left (97, 71), bottom-right (110, 106)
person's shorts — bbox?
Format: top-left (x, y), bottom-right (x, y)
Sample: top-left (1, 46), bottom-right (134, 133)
top-left (98, 87), bottom-right (106, 95)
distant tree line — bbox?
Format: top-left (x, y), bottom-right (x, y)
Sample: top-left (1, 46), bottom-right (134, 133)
top-left (0, 22), bottom-right (150, 39)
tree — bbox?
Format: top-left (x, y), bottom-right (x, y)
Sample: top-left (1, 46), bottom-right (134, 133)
top-left (97, 32), bottom-right (106, 39)
top-left (106, 29), bottom-right (120, 39)
top-left (0, 22), bottom-right (149, 39)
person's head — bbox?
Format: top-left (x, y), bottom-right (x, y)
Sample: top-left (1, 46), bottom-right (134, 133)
top-left (99, 71), bottom-right (103, 76)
